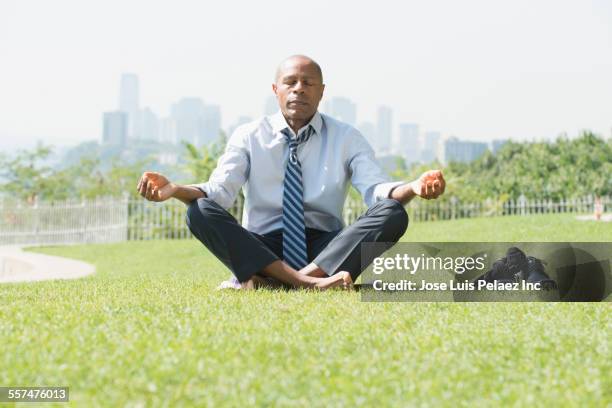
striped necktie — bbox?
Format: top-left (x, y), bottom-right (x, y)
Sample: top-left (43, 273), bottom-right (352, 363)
top-left (281, 125), bottom-right (314, 270)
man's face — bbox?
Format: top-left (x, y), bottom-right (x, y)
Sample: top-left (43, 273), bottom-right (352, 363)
top-left (272, 58), bottom-right (325, 123)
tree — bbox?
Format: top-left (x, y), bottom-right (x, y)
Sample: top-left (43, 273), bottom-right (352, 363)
top-left (0, 143), bottom-right (152, 202)
top-left (0, 143), bottom-right (57, 202)
top-left (182, 132), bottom-right (227, 183)
top-left (387, 131), bottom-right (611, 202)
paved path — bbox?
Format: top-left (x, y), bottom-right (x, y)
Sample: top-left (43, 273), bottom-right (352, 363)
top-left (0, 246), bottom-right (95, 283)
top-left (575, 214), bottom-right (612, 222)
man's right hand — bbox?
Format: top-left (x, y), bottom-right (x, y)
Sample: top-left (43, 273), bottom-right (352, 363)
top-left (137, 171), bottom-right (178, 202)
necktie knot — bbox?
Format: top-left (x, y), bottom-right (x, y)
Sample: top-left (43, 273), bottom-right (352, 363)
top-left (282, 125), bottom-right (313, 165)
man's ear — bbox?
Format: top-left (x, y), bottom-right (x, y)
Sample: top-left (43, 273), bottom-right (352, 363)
top-left (272, 83), bottom-right (277, 95)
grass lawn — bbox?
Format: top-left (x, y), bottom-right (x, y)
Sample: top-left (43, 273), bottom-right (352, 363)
top-left (1, 213), bottom-right (610, 406)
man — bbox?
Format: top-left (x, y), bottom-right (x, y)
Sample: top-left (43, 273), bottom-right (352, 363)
top-left (137, 55), bottom-right (445, 290)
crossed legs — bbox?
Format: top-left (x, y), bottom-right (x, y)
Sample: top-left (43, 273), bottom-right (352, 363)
top-left (185, 198), bottom-right (408, 289)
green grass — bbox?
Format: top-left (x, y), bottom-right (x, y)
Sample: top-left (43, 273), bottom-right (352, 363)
top-left (1, 214), bottom-right (610, 407)
top-left (400, 213), bottom-right (611, 242)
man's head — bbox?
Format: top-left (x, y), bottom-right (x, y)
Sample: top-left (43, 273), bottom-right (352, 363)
top-left (272, 55), bottom-right (325, 125)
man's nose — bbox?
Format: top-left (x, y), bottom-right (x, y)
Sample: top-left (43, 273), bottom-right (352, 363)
top-left (292, 81), bottom-right (306, 93)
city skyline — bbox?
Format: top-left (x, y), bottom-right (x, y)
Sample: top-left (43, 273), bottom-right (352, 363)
top-left (1, 0), bottom-right (611, 152)
top-left (102, 72), bottom-right (506, 164)
top-left (99, 71), bottom-right (502, 169)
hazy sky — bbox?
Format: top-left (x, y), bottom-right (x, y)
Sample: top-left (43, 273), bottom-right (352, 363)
top-left (1, 0), bottom-right (611, 151)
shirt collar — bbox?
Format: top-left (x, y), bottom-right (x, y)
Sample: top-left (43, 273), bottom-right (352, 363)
top-left (269, 110), bottom-right (323, 138)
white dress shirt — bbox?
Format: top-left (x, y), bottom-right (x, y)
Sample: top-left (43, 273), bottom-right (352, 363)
top-left (197, 110), bottom-right (403, 235)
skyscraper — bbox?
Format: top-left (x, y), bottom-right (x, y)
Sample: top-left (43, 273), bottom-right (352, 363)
top-left (228, 116), bottom-right (253, 136)
top-left (323, 97), bottom-right (357, 126)
top-left (171, 97), bottom-right (206, 146)
top-left (170, 98), bottom-right (222, 147)
top-left (440, 137), bottom-right (488, 164)
top-left (398, 123), bottom-right (420, 163)
top-left (376, 106), bottom-right (392, 154)
top-left (159, 117), bottom-right (177, 144)
top-left (421, 131), bottom-right (441, 163)
top-left (491, 139), bottom-right (509, 154)
top-left (119, 73), bottom-right (139, 140)
top-left (102, 111), bottom-right (128, 145)
top-left (357, 121), bottom-right (377, 153)
top-left (201, 104), bottom-right (222, 145)
top-left (140, 107), bottom-right (159, 142)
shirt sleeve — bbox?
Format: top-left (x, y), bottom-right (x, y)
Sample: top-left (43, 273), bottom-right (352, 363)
top-left (194, 129), bottom-right (250, 209)
top-left (347, 129), bottom-right (404, 207)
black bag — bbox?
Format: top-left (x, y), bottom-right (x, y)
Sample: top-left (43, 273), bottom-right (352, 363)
top-left (475, 247), bottom-right (557, 290)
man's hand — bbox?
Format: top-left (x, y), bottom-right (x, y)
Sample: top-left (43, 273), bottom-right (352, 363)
top-left (389, 169), bottom-right (446, 204)
top-left (409, 170), bottom-right (446, 200)
top-left (137, 171), bottom-right (178, 202)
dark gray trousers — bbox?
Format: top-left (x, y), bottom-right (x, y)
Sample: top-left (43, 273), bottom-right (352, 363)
top-left (185, 198), bottom-right (408, 282)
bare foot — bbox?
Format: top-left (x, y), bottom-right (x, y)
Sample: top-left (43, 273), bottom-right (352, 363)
top-left (314, 271), bottom-right (353, 290)
top-left (216, 276), bottom-right (254, 290)
top-left (299, 263), bottom-right (327, 277)
top-left (241, 278), bottom-right (255, 290)
top-left (249, 275), bottom-right (285, 289)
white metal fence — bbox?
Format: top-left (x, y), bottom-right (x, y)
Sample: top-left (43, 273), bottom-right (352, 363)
top-left (0, 194), bottom-right (609, 245)
top-left (408, 194), bottom-right (612, 222)
top-left (0, 196), bottom-right (128, 246)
